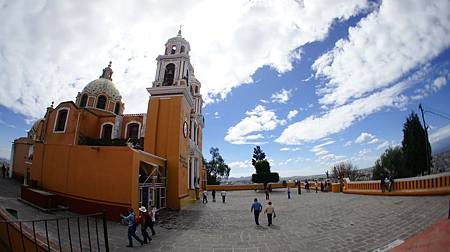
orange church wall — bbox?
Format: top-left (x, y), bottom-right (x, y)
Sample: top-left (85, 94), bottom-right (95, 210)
top-left (77, 110), bottom-right (101, 139)
top-left (44, 102), bottom-right (79, 145)
top-left (30, 144), bottom-right (137, 217)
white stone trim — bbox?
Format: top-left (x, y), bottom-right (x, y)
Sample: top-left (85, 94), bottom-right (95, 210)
top-left (99, 122), bottom-right (114, 139)
top-left (53, 107), bottom-right (70, 133)
top-left (124, 121), bottom-right (142, 139)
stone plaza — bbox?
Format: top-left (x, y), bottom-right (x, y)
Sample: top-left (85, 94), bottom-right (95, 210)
top-left (1, 178), bottom-right (449, 251)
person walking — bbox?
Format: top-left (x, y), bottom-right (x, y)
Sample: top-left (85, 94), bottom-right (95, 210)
top-left (287, 187), bottom-right (291, 199)
top-left (381, 176), bottom-right (385, 193)
top-left (121, 208), bottom-right (144, 247)
top-left (202, 190), bottom-right (208, 203)
top-left (315, 183), bottom-right (318, 193)
top-left (149, 206), bottom-right (156, 236)
top-left (250, 198), bottom-right (262, 225)
top-left (1, 164), bottom-right (6, 178)
top-left (212, 189), bottom-right (216, 202)
top-left (297, 181), bottom-right (301, 195)
top-left (265, 188), bottom-right (270, 200)
top-left (221, 190), bottom-right (227, 203)
top-left (320, 181), bottom-right (324, 192)
top-left (264, 201), bottom-right (276, 226)
top-left (137, 206), bottom-right (152, 244)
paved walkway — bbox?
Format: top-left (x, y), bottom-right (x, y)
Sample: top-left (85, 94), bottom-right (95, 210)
top-left (1, 178), bottom-right (449, 251)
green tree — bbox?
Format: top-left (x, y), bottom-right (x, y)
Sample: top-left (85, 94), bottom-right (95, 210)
top-left (331, 161), bottom-right (361, 181)
top-left (402, 112), bottom-right (432, 176)
top-left (204, 147), bottom-right (230, 185)
top-left (251, 146), bottom-right (266, 166)
top-left (250, 146), bottom-right (279, 187)
top-left (372, 146), bottom-right (404, 179)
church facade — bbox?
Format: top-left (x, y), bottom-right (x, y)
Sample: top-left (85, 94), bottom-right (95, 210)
top-left (12, 31), bottom-right (206, 219)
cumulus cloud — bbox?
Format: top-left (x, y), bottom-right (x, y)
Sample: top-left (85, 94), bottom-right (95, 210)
top-left (313, 0), bottom-right (450, 107)
top-left (343, 140), bottom-right (352, 147)
top-left (225, 105), bottom-right (286, 144)
top-left (355, 132), bottom-right (376, 144)
top-left (287, 109), bottom-right (298, 120)
top-left (271, 89), bottom-right (292, 104)
top-left (0, 0), bottom-right (370, 120)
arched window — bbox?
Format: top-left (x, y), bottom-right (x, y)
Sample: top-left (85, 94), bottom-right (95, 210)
top-left (127, 123), bottom-right (140, 139)
top-left (180, 46), bottom-right (185, 53)
top-left (54, 109), bottom-right (68, 132)
top-left (171, 45), bottom-right (176, 54)
top-left (101, 124), bottom-right (113, 140)
top-left (96, 95), bottom-right (107, 109)
top-left (163, 63), bottom-right (175, 86)
top-left (80, 94), bottom-right (88, 107)
top-left (114, 102), bottom-right (120, 115)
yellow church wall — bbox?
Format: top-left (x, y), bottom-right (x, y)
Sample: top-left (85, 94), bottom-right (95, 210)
top-left (145, 95), bottom-right (192, 209)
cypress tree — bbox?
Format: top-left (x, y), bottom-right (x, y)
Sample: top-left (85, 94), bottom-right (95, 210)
top-left (401, 112), bottom-right (432, 176)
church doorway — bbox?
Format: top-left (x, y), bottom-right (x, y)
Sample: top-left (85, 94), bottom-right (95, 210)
top-left (138, 161), bottom-right (166, 211)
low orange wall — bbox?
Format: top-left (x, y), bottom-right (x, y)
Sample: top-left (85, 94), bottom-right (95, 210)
top-left (208, 182), bottom-right (341, 192)
top-left (344, 172), bottom-right (450, 196)
top-left (0, 209), bottom-right (50, 252)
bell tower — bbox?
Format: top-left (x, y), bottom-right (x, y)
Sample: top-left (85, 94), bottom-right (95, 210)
top-left (144, 29), bottom-right (205, 209)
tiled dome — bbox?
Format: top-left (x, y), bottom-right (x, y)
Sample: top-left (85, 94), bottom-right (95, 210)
top-left (82, 78), bottom-right (122, 101)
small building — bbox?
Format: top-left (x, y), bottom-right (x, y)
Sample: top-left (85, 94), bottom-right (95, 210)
top-left (12, 30), bottom-right (206, 219)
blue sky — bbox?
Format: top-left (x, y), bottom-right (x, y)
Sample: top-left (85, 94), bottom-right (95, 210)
top-left (1, 0), bottom-right (449, 177)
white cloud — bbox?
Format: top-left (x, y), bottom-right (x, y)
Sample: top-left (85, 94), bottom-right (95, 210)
top-left (271, 89), bottom-right (292, 104)
top-left (355, 132), bottom-right (376, 144)
top-left (313, 0), bottom-right (450, 107)
top-left (280, 147), bottom-right (300, 152)
top-left (276, 81), bottom-right (409, 145)
top-left (376, 140), bottom-right (390, 150)
top-left (0, 118), bottom-right (16, 128)
top-left (0, 0), bottom-right (370, 119)
top-left (412, 74), bottom-right (449, 100)
top-left (228, 160), bottom-right (252, 169)
top-left (430, 124), bottom-right (450, 144)
top-left (287, 109), bottom-right (298, 120)
top-left (343, 140), bottom-right (352, 147)
top-left (225, 105), bottom-right (286, 144)
top-left (213, 112), bottom-right (220, 119)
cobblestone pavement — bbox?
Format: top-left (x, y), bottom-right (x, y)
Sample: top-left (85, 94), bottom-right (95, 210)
top-left (1, 178), bottom-right (449, 252)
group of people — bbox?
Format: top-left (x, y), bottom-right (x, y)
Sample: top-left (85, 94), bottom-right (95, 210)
top-left (251, 198), bottom-right (276, 226)
top-left (202, 189), bottom-right (227, 203)
top-left (381, 176), bottom-right (394, 192)
top-left (120, 206), bottom-right (156, 247)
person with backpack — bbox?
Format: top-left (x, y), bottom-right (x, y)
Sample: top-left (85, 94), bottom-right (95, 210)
top-left (120, 208), bottom-right (144, 247)
top-left (137, 206), bottom-right (152, 244)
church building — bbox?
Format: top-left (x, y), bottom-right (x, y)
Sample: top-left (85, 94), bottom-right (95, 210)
top-left (11, 31), bottom-right (206, 219)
